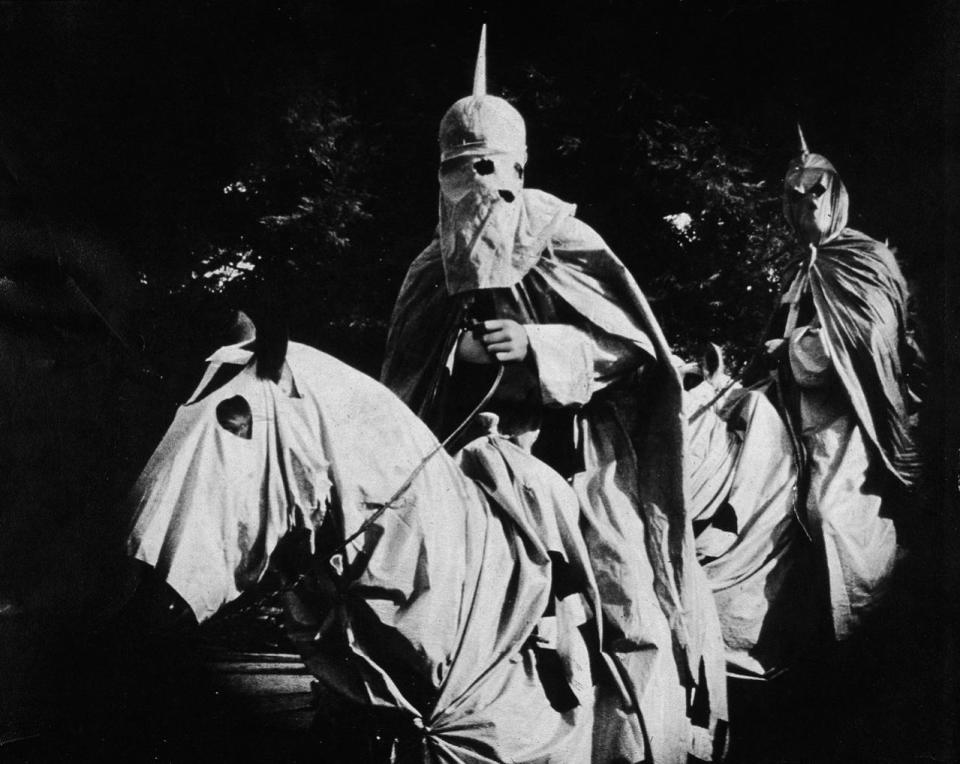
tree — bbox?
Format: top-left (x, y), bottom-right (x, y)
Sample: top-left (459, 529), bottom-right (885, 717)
top-left (504, 69), bottom-right (796, 373)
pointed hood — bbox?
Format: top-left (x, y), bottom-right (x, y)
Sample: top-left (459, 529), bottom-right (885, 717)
top-left (797, 123), bottom-right (810, 161)
top-left (438, 25), bottom-right (526, 162)
top-left (783, 127), bottom-right (849, 244)
top-left (472, 23), bottom-right (487, 99)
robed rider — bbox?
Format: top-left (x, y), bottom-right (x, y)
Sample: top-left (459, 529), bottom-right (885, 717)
top-left (759, 129), bottom-right (921, 640)
top-left (381, 27), bottom-right (727, 764)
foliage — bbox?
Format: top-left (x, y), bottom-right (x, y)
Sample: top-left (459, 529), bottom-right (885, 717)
top-left (506, 71), bottom-right (795, 373)
top-left (190, 94), bottom-right (369, 291)
top-left (626, 109), bottom-right (795, 371)
top-left (146, 62), bottom-right (796, 381)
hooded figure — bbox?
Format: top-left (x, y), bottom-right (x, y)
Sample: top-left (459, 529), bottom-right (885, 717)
top-left (762, 128), bottom-right (919, 639)
top-left (382, 27), bottom-right (726, 764)
top-left (675, 130), bottom-right (923, 689)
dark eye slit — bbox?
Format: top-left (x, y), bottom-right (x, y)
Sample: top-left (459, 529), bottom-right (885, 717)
top-left (473, 158), bottom-right (495, 175)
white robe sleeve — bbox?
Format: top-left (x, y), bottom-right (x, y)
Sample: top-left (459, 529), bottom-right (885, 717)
top-left (525, 323), bottom-right (645, 407)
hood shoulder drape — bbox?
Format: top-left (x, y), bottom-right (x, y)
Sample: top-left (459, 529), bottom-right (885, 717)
top-left (809, 229), bottom-right (918, 485)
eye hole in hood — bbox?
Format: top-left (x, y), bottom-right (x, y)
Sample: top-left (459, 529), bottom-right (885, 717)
top-left (473, 158), bottom-right (495, 175)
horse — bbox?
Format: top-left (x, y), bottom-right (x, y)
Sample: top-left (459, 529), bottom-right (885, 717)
top-left (127, 339), bottom-right (620, 763)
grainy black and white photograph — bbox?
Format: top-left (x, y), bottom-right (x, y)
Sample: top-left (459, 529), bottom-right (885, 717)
top-left (0, 1), bottom-right (957, 762)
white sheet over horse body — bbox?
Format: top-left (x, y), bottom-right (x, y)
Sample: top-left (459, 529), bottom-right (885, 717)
top-left (127, 341), bottom-right (600, 762)
top-left (684, 380), bottom-right (819, 678)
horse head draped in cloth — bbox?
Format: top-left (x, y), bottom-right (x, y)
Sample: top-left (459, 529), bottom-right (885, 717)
top-left (127, 340), bottom-right (626, 763)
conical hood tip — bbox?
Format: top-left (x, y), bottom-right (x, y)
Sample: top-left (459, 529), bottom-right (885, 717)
top-left (472, 24), bottom-right (487, 99)
top-left (797, 123), bottom-right (810, 159)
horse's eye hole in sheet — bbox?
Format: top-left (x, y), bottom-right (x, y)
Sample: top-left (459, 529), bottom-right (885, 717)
top-left (216, 395), bottom-right (253, 439)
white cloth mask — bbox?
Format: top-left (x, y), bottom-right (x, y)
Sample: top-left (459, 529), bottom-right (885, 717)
top-left (438, 153), bottom-right (538, 295)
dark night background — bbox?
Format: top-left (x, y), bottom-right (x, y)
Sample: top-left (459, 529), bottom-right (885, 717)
top-left (0, 1), bottom-right (957, 762)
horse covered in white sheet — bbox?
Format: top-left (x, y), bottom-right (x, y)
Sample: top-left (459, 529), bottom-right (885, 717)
top-left (683, 378), bottom-right (819, 679)
top-left (127, 340), bottom-right (617, 763)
